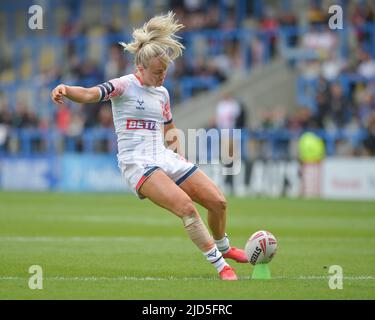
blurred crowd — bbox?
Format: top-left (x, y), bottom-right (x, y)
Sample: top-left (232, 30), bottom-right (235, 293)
top-left (258, 0), bottom-right (375, 156)
top-left (0, 0), bottom-right (375, 156)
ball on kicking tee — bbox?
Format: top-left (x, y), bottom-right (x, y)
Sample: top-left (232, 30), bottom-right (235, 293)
top-left (245, 230), bottom-right (277, 265)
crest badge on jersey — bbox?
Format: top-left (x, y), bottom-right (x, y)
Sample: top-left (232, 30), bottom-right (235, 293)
top-left (136, 98), bottom-right (145, 110)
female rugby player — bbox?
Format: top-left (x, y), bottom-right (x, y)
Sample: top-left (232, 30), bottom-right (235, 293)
top-left (51, 12), bottom-right (247, 280)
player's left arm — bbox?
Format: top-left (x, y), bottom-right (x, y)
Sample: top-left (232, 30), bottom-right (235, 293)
top-left (162, 88), bottom-right (183, 154)
top-left (164, 121), bottom-right (182, 155)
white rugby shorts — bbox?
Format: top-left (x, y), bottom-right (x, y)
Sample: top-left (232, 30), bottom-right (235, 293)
top-left (118, 148), bottom-right (198, 199)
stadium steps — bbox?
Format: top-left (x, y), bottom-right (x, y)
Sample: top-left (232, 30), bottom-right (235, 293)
top-left (173, 58), bottom-right (297, 130)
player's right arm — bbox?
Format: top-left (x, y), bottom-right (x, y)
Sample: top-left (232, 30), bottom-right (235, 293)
top-left (51, 84), bottom-right (100, 105)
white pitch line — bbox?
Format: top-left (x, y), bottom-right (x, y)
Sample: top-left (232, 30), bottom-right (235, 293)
top-left (0, 276), bottom-right (215, 281)
top-left (0, 275), bottom-right (374, 281)
top-left (1, 236), bottom-right (374, 243)
top-left (287, 276), bottom-right (375, 280)
top-left (0, 236), bottom-right (183, 242)
top-left (37, 215), bottom-right (177, 226)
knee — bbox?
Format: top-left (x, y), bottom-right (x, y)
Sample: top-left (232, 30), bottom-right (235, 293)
top-left (178, 199), bottom-right (197, 218)
top-left (211, 195), bottom-right (227, 213)
top-left (217, 197), bottom-right (227, 212)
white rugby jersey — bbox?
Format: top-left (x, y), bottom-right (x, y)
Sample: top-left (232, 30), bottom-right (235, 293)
top-left (97, 73), bottom-right (172, 162)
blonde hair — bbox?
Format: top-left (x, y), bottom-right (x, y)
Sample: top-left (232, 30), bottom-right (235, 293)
top-left (120, 11), bottom-right (185, 68)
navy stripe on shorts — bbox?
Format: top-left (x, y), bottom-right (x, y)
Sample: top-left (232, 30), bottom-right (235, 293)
top-left (175, 166), bottom-right (198, 186)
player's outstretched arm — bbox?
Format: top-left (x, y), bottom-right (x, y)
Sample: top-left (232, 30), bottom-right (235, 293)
top-left (51, 84), bottom-right (100, 105)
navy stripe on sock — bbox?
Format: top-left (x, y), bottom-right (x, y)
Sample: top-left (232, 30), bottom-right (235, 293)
top-left (211, 256), bottom-right (224, 264)
top-left (219, 246), bottom-right (230, 253)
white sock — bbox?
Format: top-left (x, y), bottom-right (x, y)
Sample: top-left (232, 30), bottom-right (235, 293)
top-left (214, 233), bottom-right (230, 254)
top-left (204, 246), bottom-right (228, 273)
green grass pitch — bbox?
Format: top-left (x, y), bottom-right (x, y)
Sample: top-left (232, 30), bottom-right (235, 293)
top-left (0, 192), bottom-right (374, 299)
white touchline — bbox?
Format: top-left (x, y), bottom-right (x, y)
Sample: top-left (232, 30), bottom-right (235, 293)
top-left (1, 236), bottom-right (374, 243)
top-left (0, 275), bottom-right (374, 281)
top-left (0, 236), bottom-right (184, 242)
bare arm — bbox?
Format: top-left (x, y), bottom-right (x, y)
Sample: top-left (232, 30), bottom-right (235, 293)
top-left (51, 84), bottom-right (100, 105)
top-left (164, 122), bottom-right (182, 155)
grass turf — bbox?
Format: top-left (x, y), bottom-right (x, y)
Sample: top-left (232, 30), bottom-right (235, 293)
top-left (0, 191), bottom-right (374, 299)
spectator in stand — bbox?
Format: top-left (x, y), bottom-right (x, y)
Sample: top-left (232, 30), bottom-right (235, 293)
top-left (258, 7), bottom-right (279, 58)
top-left (321, 51), bottom-right (347, 81)
top-left (351, 1), bottom-right (375, 46)
top-left (220, 8), bottom-right (237, 31)
top-left (0, 98), bottom-right (12, 126)
top-left (249, 36), bottom-right (265, 68)
top-left (314, 76), bottom-right (330, 128)
top-left (96, 102), bottom-right (114, 152)
top-left (327, 83), bottom-right (351, 129)
top-left (56, 104), bottom-right (71, 135)
top-left (215, 92), bottom-right (243, 194)
top-left (278, 10), bottom-right (298, 47)
top-left (357, 49), bottom-right (375, 80)
top-left (0, 98), bottom-right (12, 151)
top-left (215, 92), bottom-right (241, 131)
top-left (286, 107), bottom-right (314, 132)
top-left (363, 110), bottom-right (375, 155)
top-left (97, 103), bottom-right (114, 129)
top-left (79, 59), bottom-right (103, 87)
top-left (259, 109), bottom-right (274, 129)
top-left (307, 1), bottom-right (327, 26)
top-left (356, 87), bottom-right (375, 127)
top-left (104, 43), bottom-right (129, 80)
top-left (301, 25), bottom-right (338, 60)
top-left (205, 5), bottom-right (220, 29)
top-left (12, 102), bottom-right (38, 129)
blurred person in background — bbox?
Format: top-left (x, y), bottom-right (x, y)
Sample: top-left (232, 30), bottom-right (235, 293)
top-left (104, 43), bottom-right (130, 80)
top-left (327, 83), bottom-right (351, 129)
top-left (0, 98), bottom-right (12, 151)
top-left (363, 111), bottom-right (375, 155)
top-left (215, 92), bottom-right (246, 194)
top-left (356, 86), bottom-right (375, 128)
top-left (215, 92), bottom-right (241, 131)
top-left (356, 49), bottom-right (375, 80)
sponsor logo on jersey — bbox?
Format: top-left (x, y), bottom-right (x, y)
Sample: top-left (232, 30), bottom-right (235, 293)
top-left (126, 119), bottom-right (157, 130)
top-left (136, 99), bottom-right (145, 110)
